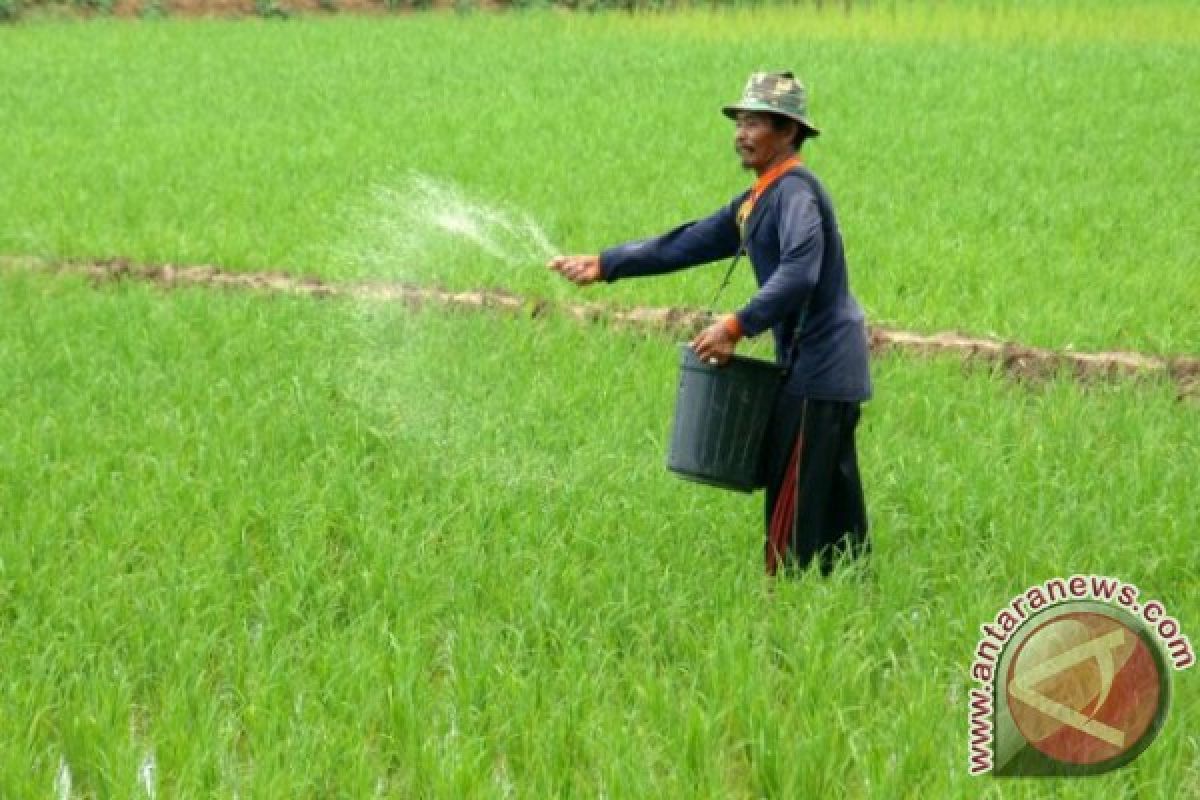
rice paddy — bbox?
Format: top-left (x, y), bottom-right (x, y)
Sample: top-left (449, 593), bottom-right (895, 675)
top-left (0, 4), bottom-right (1197, 797)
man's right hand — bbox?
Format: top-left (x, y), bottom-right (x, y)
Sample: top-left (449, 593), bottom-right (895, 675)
top-left (547, 255), bottom-right (603, 287)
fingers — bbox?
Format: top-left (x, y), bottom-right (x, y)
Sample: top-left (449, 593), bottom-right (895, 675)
top-left (547, 255), bottom-right (599, 286)
top-left (691, 324), bottom-right (735, 365)
top-left (691, 329), bottom-right (718, 364)
top-left (572, 260), bottom-right (595, 285)
top-left (560, 259), bottom-right (585, 285)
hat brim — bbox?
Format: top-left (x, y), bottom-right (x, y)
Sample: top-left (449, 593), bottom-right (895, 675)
top-left (721, 102), bottom-right (820, 137)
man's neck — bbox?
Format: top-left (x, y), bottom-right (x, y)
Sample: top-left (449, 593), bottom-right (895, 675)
top-left (755, 150), bottom-right (798, 178)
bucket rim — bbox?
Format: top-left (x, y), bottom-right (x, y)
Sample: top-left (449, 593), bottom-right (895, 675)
top-left (676, 342), bottom-right (786, 374)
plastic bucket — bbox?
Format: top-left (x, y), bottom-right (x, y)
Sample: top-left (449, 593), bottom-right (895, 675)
top-left (667, 344), bottom-right (785, 493)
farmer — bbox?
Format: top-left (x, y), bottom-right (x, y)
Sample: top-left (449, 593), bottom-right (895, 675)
top-left (548, 71), bottom-right (872, 576)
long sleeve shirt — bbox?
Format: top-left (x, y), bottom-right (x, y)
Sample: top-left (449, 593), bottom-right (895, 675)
top-left (599, 166), bottom-right (872, 402)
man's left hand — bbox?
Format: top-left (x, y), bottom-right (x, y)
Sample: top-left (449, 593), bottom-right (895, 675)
top-left (690, 317), bottom-right (739, 366)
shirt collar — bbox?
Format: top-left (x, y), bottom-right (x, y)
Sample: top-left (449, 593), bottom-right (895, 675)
top-left (749, 155), bottom-right (803, 204)
top-left (737, 154), bottom-right (803, 233)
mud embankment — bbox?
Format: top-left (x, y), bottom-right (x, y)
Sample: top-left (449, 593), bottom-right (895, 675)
top-left (5, 256), bottom-right (1198, 397)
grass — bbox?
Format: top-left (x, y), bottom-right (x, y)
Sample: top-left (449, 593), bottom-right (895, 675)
top-left (0, 270), bottom-right (1196, 796)
top-left (0, 7), bottom-right (1197, 353)
top-left (0, 5), bottom-right (1197, 795)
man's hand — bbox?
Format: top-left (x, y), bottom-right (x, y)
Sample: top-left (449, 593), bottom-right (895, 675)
top-left (691, 316), bottom-right (741, 366)
top-left (547, 255), bottom-right (602, 286)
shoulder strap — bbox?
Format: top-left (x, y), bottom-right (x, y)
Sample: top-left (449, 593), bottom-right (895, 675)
top-left (710, 167), bottom-right (829, 370)
top-left (707, 202), bottom-right (755, 310)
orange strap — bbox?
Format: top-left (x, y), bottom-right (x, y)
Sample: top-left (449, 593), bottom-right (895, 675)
top-left (736, 155), bottom-right (803, 231)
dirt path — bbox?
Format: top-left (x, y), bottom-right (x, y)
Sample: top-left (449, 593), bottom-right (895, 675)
top-left (5, 256), bottom-right (1198, 397)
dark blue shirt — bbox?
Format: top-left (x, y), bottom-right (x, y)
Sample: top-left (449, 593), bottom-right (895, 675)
top-left (599, 167), bottom-right (872, 402)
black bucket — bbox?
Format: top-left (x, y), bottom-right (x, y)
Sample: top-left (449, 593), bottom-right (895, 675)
top-left (667, 344), bottom-right (785, 493)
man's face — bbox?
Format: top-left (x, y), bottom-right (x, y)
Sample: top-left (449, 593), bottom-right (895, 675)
top-left (733, 111), bottom-right (795, 171)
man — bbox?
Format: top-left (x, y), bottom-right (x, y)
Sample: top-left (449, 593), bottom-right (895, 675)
top-left (548, 71), bottom-right (872, 576)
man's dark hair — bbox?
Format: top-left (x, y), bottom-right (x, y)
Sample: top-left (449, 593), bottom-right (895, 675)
top-left (770, 114), bottom-right (809, 149)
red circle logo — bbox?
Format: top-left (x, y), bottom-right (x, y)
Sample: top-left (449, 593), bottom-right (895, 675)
top-left (1005, 611), bottom-right (1163, 766)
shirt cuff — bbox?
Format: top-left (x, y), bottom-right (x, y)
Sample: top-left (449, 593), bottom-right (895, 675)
top-left (723, 314), bottom-right (744, 341)
top-left (597, 250), bottom-right (617, 283)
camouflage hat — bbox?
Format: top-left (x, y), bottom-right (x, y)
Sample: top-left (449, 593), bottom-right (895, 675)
top-left (722, 71), bottom-right (820, 138)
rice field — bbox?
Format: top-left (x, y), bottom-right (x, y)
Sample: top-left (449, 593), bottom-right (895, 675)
top-left (0, 4), bottom-right (1197, 797)
top-left (1, 6), bottom-right (1198, 349)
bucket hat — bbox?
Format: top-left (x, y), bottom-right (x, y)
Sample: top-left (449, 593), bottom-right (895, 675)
top-left (722, 71), bottom-right (821, 138)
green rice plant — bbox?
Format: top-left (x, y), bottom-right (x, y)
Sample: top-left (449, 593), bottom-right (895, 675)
top-left (0, 8), bottom-right (1195, 796)
top-left (0, 270), bottom-right (1194, 796)
top-left (0, 9), bottom-right (1195, 354)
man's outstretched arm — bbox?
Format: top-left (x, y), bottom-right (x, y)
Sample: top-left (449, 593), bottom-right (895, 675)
top-left (547, 201), bottom-right (741, 286)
